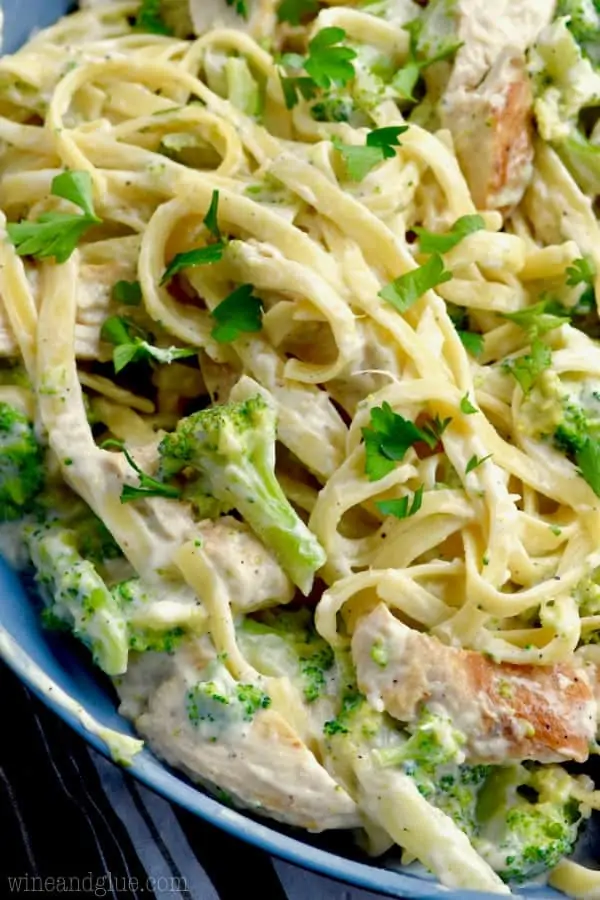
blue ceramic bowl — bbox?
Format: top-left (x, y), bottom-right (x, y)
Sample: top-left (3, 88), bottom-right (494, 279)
top-left (0, 5), bottom-right (578, 897)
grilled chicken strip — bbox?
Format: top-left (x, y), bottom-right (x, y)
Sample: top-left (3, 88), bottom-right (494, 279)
top-left (352, 603), bottom-right (597, 765)
top-left (440, 0), bottom-right (556, 211)
top-left (118, 645), bottom-right (359, 832)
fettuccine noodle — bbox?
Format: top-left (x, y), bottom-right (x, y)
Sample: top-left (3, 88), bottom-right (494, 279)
top-left (2, 1), bottom-right (600, 896)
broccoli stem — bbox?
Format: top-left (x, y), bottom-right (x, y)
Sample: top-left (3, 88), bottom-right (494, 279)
top-left (159, 395), bottom-right (326, 594)
top-left (223, 455), bottom-right (321, 592)
top-left (0, 401), bottom-right (44, 522)
top-left (26, 525), bottom-right (129, 675)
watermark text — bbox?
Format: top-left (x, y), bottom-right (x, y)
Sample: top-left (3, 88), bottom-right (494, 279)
top-left (7, 873), bottom-right (188, 896)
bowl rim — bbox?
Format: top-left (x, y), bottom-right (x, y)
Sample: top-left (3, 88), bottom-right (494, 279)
top-left (0, 5), bottom-right (564, 896)
top-left (0, 561), bottom-right (511, 900)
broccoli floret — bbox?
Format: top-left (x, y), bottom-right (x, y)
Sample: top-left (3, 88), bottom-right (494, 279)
top-left (238, 608), bottom-right (334, 704)
top-left (0, 402), bottom-right (44, 522)
top-left (159, 395), bottom-right (326, 594)
top-left (415, 0), bottom-right (460, 60)
top-left (235, 682), bottom-right (272, 718)
top-left (310, 95), bottom-right (358, 123)
top-left (375, 708), bottom-right (490, 832)
top-left (323, 688), bottom-right (373, 736)
top-left (557, 0), bottom-right (600, 66)
top-left (575, 573), bottom-right (600, 617)
top-left (377, 708), bottom-right (466, 771)
top-left (555, 127), bottom-right (600, 196)
top-left (529, 18), bottom-right (600, 138)
top-left (75, 514), bottom-right (123, 566)
top-left (134, 0), bottom-right (193, 36)
top-left (551, 388), bottom-right (600, 497)
top-left (554, 398), bottom-right (593, 454)
top-left (476, 766), bottom-right (583, 883)
top-left (112, 576), bottom-right (205, 653)
top-left (529, 16), bottom-right (600, 194)
top-left (26, 524), bottom-right (129, 675)
top-left (186, 659), bottom-right (271, 740)
top-left (128, 626), bottom-right (184, 653)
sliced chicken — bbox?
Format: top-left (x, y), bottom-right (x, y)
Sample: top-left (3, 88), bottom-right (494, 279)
top-left (442, 52), bottom-right (535, 211)
top-left (198, 517), bottom-right (295, 612)
top-left (352, 603), bottom-right (597, 765)
top-left (440, 0), bottom-right (556, 211)
top-left (0, 252), bottom-right (138, 359)
top-left (119, 645), bottom-right (359, 832)
top-left (446, 0), bottom-right (556, 95)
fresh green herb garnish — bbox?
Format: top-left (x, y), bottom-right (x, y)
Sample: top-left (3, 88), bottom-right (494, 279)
top-left (7, 171), bottom-right (101, 263)
top-left (566, 256), bottom-right (596, 311)
top-left (379, 254), bottom-right (452, 313)
top-left (279, 75), bottom-right (318, 109)
top-left (135, 0), bottom-right (173, 35)
top-left (460, 394), bottom-right (478, 415)
top-left (502, 300), bottom-right (569, 338)
top-left (466, 453), bottom-right (492, 474)
top-left (226, 0), bottom-right (248, 18)
top-left (161, 242), bottom-right (226, 284)
top-left (112, 280), bottom-right (142, 306)
top-left (566, 256), bottom-right (596, 288)
top-left (333, 126), bottom-right (408, 181)
top-left (391, 19), bottom-right (462, 101)
top-left (428, 415), bottom-right (452, 439)
top-left (376, 485), bottom-right (424, 519)
top-left (504, 338), bottom-right (552, 394)
top-left (211, 284), bottom-right (264, 343)
top-left (414, 215), bottom-right (485, 254)
top-left (203, 189), bottom-right (221, 241)
top-left (277, 0), bottom-right (318, 24)
top-left (161, 190), bottom-right (226, 283)
top-left (304, 27), bottom-right (357, 88)
top-left (100, 316), bottom-right (196, 373)
top-left (458, 330), bottom-right (484, 356)
top-left (362, 402), bottom-right (435, 481)
top-left (448, 305), bottom-right (484, 356)
top-left (279, 26), bottom-right (355, 108)
top-left (576, 438), bottom-right (600, 498)
top-left (102, 438), bottom-right (182, 502)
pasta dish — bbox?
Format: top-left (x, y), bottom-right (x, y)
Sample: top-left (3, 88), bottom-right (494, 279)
top-left (2, 0), bottom-right (600, 894)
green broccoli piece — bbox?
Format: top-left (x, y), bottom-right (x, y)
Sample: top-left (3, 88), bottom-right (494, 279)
top-left (529, 15), bottom-right (600, 195)
top-left (235, 682), bottom-right (272, 718)
top-left (375, 708), bottom-right (490, 832)
top-left (323, 688), bottom-right (374, 736)
top-left (554, 397), bottom-right (593, 454)
top-left (0, 402), bottom-right (44, 522)
top-left (552, 390), bottom-right (600, 496)
top-left (112, 576), bottom-right (205, 653)
top-left (134, 0), bottom-right (194, 36)
top-left (186, 659), bottom-right (271, 740)
top-left (377, 708), bottom-right (466, 771)
top-left (476, 766), bottom-right (583, 883)
top-left (238, 608), bottom-right (334, 704)
top-left (310, 95), bottom-right (358, 123)
top-left (159, 395), bottom-right (326, 594)
top-left (75, 514), bottom-right (123, 566)
top-left (26, 524), bottom-right (129, 675)
top-left (555, 127), bottom-right (600, 196)
top-left (498, 802), bottom-right (581, 882)
top-left (557, 1), bottom-right (600, 67)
